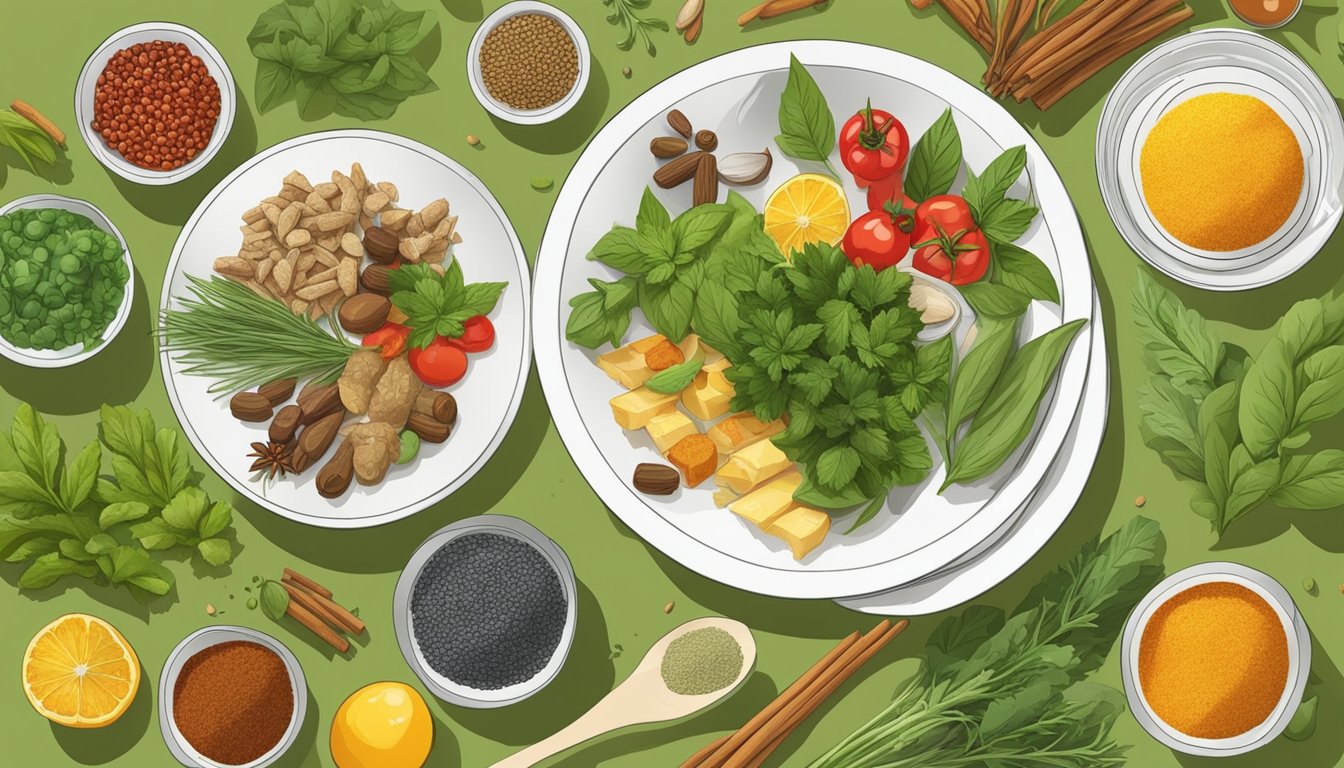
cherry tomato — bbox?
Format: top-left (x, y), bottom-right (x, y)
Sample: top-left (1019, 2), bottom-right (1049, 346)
top-left (839, 100), bottom-right (910, 184)
top-left (842, 202), bottom-right (916, 272)
top-left (912, 227), bottom-right (990, 285)
top-left (447, 315), bottom-right (496, 353)
top-left (362, 322), bottom-right (410, 360)
top-left (912, 194), bottom-right (977, 240)
top-left (866, 174), bottom-right (915, 213)
top-left (409, 337), bottom-right (469, 387)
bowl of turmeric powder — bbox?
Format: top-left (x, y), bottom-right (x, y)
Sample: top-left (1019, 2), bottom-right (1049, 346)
top-left (1097, 29), bottom-right (1344, 291)
top-left (1120, 562), bottom-right (1311, 756)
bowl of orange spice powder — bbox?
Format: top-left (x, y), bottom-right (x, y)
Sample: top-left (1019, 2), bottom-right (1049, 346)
top-left (1121, 562), bottom-right (1311, 756)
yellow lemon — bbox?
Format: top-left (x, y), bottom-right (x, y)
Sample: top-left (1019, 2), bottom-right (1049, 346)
top-left (763, 173), bottom-right (850, 257)
top-left (23, 613), bottom-right (140, 728)
top-left (331, 681), bottom-right (434, 768)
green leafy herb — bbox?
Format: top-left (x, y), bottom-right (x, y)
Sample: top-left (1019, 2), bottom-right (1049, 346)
top-left (260, 579), bottom-right (291, 620)
top-left (603, 0), bottom-right (668, 55)
top-left (811, 516), bottom-right (1165, 768)
top-left (775, 55), bottom-right (840, 179)
top-left (388, 262), bottom-right (507, 349)
top-left (248, 0), bottom-right (435, 120)
top-left (903, 109), bottom-right (963, 202)
top-left (1133, 269), bottom-right (1344, 535)
top-left (0, 109), bottom-right (58, 171)
top-left (645, 354), bottom-right (705, 394)
top-left (0, 404), bottom-right (235, 598)
top-left (1284, 695), bottom-right (1318, 742)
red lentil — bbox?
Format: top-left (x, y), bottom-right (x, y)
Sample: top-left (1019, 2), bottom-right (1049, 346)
top-left (91, 40), bottom-right (221, 172)
top-left (173, 641), bottom-right (293, 765)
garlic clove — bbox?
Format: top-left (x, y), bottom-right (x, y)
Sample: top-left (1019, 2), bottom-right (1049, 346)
top-left (675, 0), bottom-right (704, 30)
top-left (717, 148), bottom-right (773, 186)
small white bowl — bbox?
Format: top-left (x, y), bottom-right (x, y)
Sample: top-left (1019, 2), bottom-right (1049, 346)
top-left (158, 626), bottom-right (308, 768)
top-left (393, 515), bottom-right (578, 708)
top-left (466, 2), bottom-right (591, 125)
top-left (75, 22), bottom-right (236, 185)
top-left (0, 194), bottom-right (134, 368)
top-left (1120, 562), bottom-right (1311, 757)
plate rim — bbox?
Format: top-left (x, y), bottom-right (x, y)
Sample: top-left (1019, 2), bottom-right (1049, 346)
top-left (159, 128), bottom-right (532, 529)
top-left (532, 41), bottom-right (1095, 599)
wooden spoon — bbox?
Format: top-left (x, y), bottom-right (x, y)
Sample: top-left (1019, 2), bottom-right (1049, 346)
top-left (490, 617), bottom-right (757, 768)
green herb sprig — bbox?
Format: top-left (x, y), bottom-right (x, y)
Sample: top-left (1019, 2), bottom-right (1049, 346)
top-left (248, 0), bottom-right (435, 120)
top-left (603, 0), bottom-right (668, 56)
top-left (775, 55), bottom-right (841, 180)
top-left (160, 275), bottom-right (357, 395)
top-left (388, 262), bottom-right (507, 350)
top-left (0, 109), bottom-right (58, 171)
top-left (811, 516), bottom-right (1166, 768)
top-left (1133, 270), bottom-right (1344, 534)
top-left (0, 404), bottom-right (236, 598)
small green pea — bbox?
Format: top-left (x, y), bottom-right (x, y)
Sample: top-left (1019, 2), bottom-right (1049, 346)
top-left (531, 176), bottom-right (554, 191)
top-left (396, 430), bottom-right (420, 465)
top-left (246, 597), bottom-right (259, 610)
top-left (1304, 577), bottom-right (1317, 594)
top-left (23, 220), bottom-right (48, 240)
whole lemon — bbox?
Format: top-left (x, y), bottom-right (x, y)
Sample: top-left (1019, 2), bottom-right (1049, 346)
top-left (331, 681), bottom-right (434, 768)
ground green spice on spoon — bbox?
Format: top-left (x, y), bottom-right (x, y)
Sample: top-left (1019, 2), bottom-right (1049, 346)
top-left (661, 627), bottom-right (744, 696)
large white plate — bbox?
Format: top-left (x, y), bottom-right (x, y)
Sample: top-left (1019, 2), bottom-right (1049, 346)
top-left (837, 292), bottom-right (1106, 615)
top-left (534, 42), bottom-right (1094, 598)
top-left (161, 130), bottom-right (531, 528)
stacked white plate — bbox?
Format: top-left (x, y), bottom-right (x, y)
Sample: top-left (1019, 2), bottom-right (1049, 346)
top-left (534, 42), bottom-right (1104, 606)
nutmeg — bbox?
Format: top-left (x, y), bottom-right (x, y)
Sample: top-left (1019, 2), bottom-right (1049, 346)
top-left (230, 392), bottom-right (274, 423)
top-left (360, 263), bottom-right (394, 296)
top-left (269, 405), bottom-right (303, 444)
top-left (633, 463), bottom-right (680, 496)
top-left (258, 378), bottom-right (297, 407)
top-left (363, 226), bottom-right (400, 264)
top-left (338, 293), bottom-right (392, 335)
top-left (650, 136), bottom-right (689, 158)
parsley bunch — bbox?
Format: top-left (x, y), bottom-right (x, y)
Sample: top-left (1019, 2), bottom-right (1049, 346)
top-left (389, 262), bottom-right (507, 349)
top-left (699, 243), bottom-right (951, 525)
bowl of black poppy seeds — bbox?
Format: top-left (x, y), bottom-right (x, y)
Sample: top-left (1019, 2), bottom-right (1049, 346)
top-left (394, 515), bottom-right (577, 708)
top-left (466, 1), bottom-right (590, 125)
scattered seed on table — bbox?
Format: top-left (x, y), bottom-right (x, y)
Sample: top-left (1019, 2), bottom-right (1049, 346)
top-left (623, 65), bottom-right (632, 78)
top-left (1304, 578), bottom-right (1317, 594)
top-left (664, 601), bottom-right (675, 614)
top-left (531, 176), bottom-right (554, 191)
top-left (467, 134), bottom-right (480, 146)
top-left (246, 598), bottom-right (259, 610)
top-left (1134, 495), bottom-right (1147, 508)
top-left (206, 603), bottom-right (217, 616)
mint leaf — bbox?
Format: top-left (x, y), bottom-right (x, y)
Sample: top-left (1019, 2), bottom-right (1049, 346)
top-left (964, 145), bottom-right (1028, 221)
top-left (636, 187), bottom-right (671, 233)
top-left (19, 553), bottom-right (97, 590)
top-left (197, 538), bottom-right (233, 567)
top-left (59, 441), bottom-right (101, 514)
top-left (198, 500), bottom-right (234, 540)
top-left (775, 55), bottom-right (836, 168)
top-left (993, 243), bottom-right (1059, 304)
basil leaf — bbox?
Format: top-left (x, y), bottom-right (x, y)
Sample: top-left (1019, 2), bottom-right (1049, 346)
top-left (59, 441), bottom-right (101, 514)
top-left (639, 271), bottom-right (697, 341)
top-left (130, 517), bottom-right (187, 551)
top-left (645, 356), bottom-right (704, 394)
top-left (945, 319), bottom-right (1086, 487)
top-left (775, 55), bottom-right (836, 165)
top-left (198, 500), bottom-right (235, 540)
top-left (19, 553), bottom-right (97, 590)
top-left (636, 187), bottom-right (670, 233)
top-left (946, 316), bottom-right (1018, 435)
top-left (690, 281), bottom-right (743, 359)
top-left (1131, 270), bottom-right (1224, 396)
top-left (904, 109), bottom-right (962, 202)
top-left (992, 243), bottom-right (1059, 304)
top-left (959, 282), bottom-right (1032, 318)
top-left (1293, 346), bottom-right (1344, 428)
top-left (261, 579), bottom-right (291, 621)
top-left (1238, 337), bottom-right (1296, 460)
top-left (11, 404), bottom-right (60, 491)
top-left (793, 477), bottom-right (868, 510)
top-left (964, 146), bottom-right (1028, 221)
top-left (976, 198), bottom-right (1040, 244)
top-left (844, 493), bottom-right (888, 533)
top-left (672, 203), bottom-right (733, 253)
top-left (1273, 451), bottom-right (1344, 510)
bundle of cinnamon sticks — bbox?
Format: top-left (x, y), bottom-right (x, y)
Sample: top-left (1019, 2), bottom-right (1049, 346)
top-left (931, 0), bottom-right (1194, 110)
top-left (278, 567), bottom-right (366, 654)
top-left (681, 619), bottom-right (908, 768)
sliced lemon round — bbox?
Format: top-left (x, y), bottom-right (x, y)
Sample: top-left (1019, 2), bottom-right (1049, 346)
top-left (763, 173), bottom-right (851, 258)
top-left (23, 613), bottom-right (140, 728)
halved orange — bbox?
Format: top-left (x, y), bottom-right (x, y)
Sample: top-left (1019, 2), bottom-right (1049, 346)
top-left (763, 173), bottom-right (851, 257)
top-left (23, 613), bottom-right (140, 728)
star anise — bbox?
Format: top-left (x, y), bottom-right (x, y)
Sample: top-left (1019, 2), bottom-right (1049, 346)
top-left (247, 441), bottom-right (296, 480)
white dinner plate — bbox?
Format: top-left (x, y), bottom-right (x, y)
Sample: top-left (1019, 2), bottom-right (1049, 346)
top-left (160, 130), bottom-right (531, 528)
top-left (533, 42), bottom-right (1095, 599)
top-left (837, 291), bottom-right (1106, 615)
top-left (1097, 29), bottom-right (1344, 291)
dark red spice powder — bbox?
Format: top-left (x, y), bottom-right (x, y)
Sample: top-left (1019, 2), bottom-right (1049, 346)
top-left (91, 40), bottom-right (221, 171)
top-left (173, 640), bottom-right (294, 765)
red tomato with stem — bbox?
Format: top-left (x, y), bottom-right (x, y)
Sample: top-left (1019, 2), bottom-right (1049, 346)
top-left (839, 100), bottom-right (910, 184)
top-left (866, 174), bottom-right (915, 213)
top-left (409, 337), bottom-right (469, 387)
top-left (446, 315), bottom-right (496, 353)
top-left (912, 226), bottom-right (990, 285)
top-left (842, 201), bottom-right (916, 271)
top-left (361, 322), bottom-right (410, 360)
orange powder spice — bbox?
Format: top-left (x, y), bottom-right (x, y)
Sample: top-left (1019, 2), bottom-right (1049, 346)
top-left (1140, 92), bottom-right (1303, 252)
top-left (1138, 582), bottom-right (1288, 739)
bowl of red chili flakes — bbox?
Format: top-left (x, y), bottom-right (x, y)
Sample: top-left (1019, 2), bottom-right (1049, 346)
top-left (75, 22), bottom-right (236, 186)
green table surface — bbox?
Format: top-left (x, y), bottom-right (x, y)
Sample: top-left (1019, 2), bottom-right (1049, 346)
top-left (3, 1), bottom-right (1344, 766)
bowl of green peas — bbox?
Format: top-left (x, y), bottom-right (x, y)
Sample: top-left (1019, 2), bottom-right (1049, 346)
top-left (0, 194), bottom-right (134, 368)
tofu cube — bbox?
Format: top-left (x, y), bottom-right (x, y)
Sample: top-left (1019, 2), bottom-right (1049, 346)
top-left (712, 487), bottom-right (738, 508)
top-left (667, 434), bottom-right (718, 487)
top-left (646, 410), bottom-right (697, 454)
top-left (708, 413), bottom-right (786, 454)
top-left (597, 346), bottom-right (654, 389)
top-left (767, 505), bottom-right (831, 560)
top-left (611, 387), bottom-right (678, 430)
top-left (683, 364), bottom-right (733, 421)
top-left (729, 470), bottom-right (802, 530)
top-left (715, 440), bottom-right (793, 495)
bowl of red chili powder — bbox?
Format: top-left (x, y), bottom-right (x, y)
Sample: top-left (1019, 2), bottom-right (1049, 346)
top-left (159, 626), bottom-right (306, 767)
top-left (75, 22), bottom-right (235, 186)
top-left (1120, 562), bottom-right (1310, 757)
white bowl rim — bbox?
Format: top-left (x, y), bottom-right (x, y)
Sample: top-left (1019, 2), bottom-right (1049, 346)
top-left (157, 625), bottom-right (308, 768)
top-left (392, 514), bottom-right (578, 708)
top-left (74, 21), bottom-right (237, 186)
top-left (0, 194), bottom-right (135, 368)
top-left (1120, 561), bottom-right (1312, 756)
top-left (465, 1), bottom-right (592, 125)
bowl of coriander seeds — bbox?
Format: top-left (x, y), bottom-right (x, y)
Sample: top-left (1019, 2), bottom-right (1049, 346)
top-left (467, 1), bottom-right (590, 125)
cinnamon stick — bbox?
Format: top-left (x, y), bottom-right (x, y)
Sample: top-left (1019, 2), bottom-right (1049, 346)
top-left (1015, 2), bottom-right (1184, 97)
top-left (759, 0), bottom-right (827, 20)
top-left (1016, 0), bottom-right (1171, 92)
top-left (283, 567), bottom-right (332, 598)
top-left (286, 598), bottom-right (349, 653)
top-left (985, 0), bottom-right (1035, 86)
top-left (738, 1), bottom-right (772, 26)
top-left (681, 736), bottom-right (731, 768)
top-left (935, 0), bottom-right (993, 51)
top-left (284, 576), bottom-right (367, 635)
top-left (694, 632), bottom-right (862, 767)
top-left (991, 0), bottom-right (1112, 95)
top-left (724, 620), bottom-right (908, 767)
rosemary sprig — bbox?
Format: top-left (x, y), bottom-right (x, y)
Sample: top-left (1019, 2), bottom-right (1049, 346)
top-left (603, 0), bottom-right (668, 56)
top-left (159, 275), bottom-right (355, 395)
